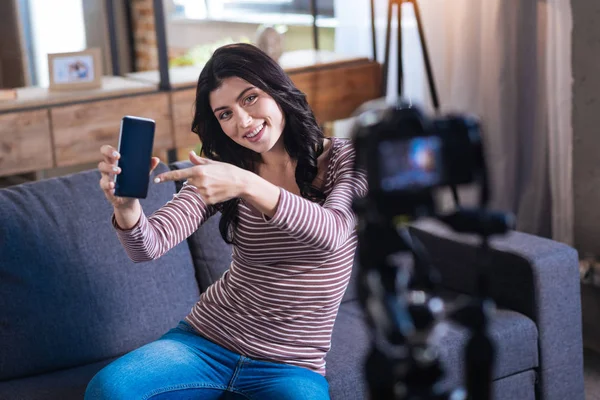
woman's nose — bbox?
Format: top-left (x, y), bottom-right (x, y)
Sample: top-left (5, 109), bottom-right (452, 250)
top-left (237, 110), bottom-right (252, 128)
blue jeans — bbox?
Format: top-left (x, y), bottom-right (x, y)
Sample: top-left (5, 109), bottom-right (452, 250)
top-left (85, 321), bottom-right (330, 400)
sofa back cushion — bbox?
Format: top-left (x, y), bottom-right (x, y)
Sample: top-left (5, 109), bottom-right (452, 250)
top-left (0, 164), bottom-right (200, 381)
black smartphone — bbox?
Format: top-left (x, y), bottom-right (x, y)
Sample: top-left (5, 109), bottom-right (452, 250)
top-left (114, 115), bottom-right (156, 199)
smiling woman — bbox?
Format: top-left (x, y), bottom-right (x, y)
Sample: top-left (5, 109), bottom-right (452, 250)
top-left (89, 42), bottom-right (367, 400)
top-left (192, 43), bottom-right (327, 242)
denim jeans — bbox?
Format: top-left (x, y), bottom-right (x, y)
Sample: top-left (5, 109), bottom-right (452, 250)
top-left (85, 321), bottom-right (330, 400)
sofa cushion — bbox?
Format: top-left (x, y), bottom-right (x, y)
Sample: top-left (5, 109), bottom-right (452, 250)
top-left (327, 299), bottom-right (538, 397)
top-left (326, 302), bottom-right (370, 399)
top-left (0, 163), bottom-right (200, 381)
top-left (492, 370), bottom-right (536, 400)
top-left (0, 357), bottom-right (117, 400)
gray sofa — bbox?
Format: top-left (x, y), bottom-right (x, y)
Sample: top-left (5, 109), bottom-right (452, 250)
top-left (0, 161), bottom-right (585, 400)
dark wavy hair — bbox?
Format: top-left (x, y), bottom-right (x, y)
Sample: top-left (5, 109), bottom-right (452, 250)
top-left (191, 43), bottom-right (325, 244)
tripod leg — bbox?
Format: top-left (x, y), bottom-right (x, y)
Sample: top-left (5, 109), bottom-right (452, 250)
top-left (370, 0), bottom-right (377, 61)
top-left (411, 0), bottom-right (440, 111)
top-left (382, 0), bottom-right (394, 96)
top-left (310, 0), bottom-right (319, 50)
top-left (411, 0), bottom-right (457, 204)
top-left (397, 0), bottom-right (404, 98)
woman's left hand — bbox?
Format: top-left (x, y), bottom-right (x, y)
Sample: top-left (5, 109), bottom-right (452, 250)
top-left (154, 151), bottom-right (248, 204)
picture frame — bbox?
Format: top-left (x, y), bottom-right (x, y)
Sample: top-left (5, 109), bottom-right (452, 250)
top-left (47, 48), bottom-right (103, 91)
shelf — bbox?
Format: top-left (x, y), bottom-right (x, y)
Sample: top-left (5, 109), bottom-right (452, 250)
top-left (126, 50), bottom-right (371, 89)
top-left (127, 66), bottom-right (203, 90)
top-left (0, 76), bottom-right (158, 113)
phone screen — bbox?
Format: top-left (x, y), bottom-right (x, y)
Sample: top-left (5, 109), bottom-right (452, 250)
top-left (114, 116), bottom-right (156, 198)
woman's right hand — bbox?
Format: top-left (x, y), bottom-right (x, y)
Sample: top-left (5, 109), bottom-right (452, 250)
top-left (98, 145), bottom-right (160, 210)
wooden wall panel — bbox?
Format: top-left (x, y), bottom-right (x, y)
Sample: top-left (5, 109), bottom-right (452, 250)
top-left (0, 110), bottom-right (53, 176)
top-left (171, 89), bottom-right (200, 149)
top-left (51, 93), bottom-right (173, 167)
top-left (289, 61), bottom-right (382, 124)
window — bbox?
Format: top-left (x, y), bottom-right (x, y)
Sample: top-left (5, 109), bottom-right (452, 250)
top-left (19, 0), bottom-right (87, 87)
top-left (172, 0), bottom-right (335, 20)
top-left (165, 0), bottom-right (337, 70)
top-left (217, 0), bottom-right (334, 17)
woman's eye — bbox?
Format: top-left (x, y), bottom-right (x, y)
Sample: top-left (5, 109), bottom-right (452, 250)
top-left (244, 94), bottom-right (257, 104)
top-left (219, 111), bottom-right (231, 120)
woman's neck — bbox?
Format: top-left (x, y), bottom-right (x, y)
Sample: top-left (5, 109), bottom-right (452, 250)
top-left (259, 135), bottom-right (292, 169)
top-left (259, 153), bottom-right (295, 175)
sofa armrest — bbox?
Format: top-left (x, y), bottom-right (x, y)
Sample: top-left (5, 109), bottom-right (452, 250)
top-left (409, 219), bottom-right (584, 400)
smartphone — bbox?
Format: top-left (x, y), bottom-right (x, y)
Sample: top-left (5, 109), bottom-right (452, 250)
top-left (114, 115), bottom-right (156, 199)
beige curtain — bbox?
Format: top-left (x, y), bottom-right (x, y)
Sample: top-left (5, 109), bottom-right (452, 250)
top-left (545, 0), bottom-right (574, 245)
top-left (334, 0), bottom-right (573, 243)
top-left (419, 0), bottom-right (573, 243)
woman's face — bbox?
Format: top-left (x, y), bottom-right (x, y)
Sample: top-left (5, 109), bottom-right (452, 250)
top-left (209, 76), bottom-right (285, 155)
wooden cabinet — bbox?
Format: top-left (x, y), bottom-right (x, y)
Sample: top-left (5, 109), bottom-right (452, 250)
top-left (0, 110), bottom-right (53, 176)
top-left (51, 93), bottom-right (173, 167)
top-left (289, 61), bottom-right (381, 124)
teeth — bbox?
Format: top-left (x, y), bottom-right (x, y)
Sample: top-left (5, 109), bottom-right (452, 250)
top-left (246, 124), bottom-right (263, 138)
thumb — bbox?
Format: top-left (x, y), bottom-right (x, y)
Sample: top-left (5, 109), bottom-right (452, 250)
top-left (189, 150), bottom-right (209, 165)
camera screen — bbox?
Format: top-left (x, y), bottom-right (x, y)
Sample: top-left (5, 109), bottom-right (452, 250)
top-left (378, 136), bottom-right (443, 192)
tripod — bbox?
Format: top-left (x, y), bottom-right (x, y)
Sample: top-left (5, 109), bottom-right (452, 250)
top-left (372, 0), bottom-right (440, 110)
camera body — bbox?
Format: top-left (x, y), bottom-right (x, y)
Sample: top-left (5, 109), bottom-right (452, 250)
top-left (352, 99), bottom-right (487, 217)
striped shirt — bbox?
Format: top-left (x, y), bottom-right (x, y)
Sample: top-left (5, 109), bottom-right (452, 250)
top-left (115, 137), bottom-right (368, 375)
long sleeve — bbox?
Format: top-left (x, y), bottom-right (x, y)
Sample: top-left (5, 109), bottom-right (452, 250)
top-left (264, 142), bottom-right (368, 252)
top-left (113, 182), bottom-right (218, 262)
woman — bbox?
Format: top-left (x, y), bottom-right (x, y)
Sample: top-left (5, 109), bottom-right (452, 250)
top-left (88, 43), bottom-right (367, 400)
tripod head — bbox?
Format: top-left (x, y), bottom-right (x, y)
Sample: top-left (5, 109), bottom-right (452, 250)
top-left (351, 100), bottom-right (514, 399)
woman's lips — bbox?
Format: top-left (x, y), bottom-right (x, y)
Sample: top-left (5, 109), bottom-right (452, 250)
top-left (245, 123), bottom-right (265, 143)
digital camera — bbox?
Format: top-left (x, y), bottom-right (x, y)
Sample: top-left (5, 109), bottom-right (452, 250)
top-left (352, 99), bottom-right (488, 216)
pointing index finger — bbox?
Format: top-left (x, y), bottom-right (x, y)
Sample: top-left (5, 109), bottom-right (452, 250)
top-left (154, 168), bottom-right (197, 183)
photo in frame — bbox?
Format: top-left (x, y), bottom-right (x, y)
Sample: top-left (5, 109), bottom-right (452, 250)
top-left (47, 48), bottom-right (103, 91)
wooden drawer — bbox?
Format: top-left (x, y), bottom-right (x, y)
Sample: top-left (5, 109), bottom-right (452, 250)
top-left (51, 93), bottom-right (174, 167)
top-left (289, 61), bottom-right (382, 124)
top-left (171, 89), bottom-right (200, 149)
top-left (0, 110), bottom-right (53, 176)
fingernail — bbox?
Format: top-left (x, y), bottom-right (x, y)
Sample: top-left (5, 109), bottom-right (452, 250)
top-left (191, 150), bottom-right (197, 156)
top-left (112, 166), bottom-right (119, 172)
top-left (154, 177), bottom-right (161, 183)
top-left (112, 151), bottom-right (119, 157)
